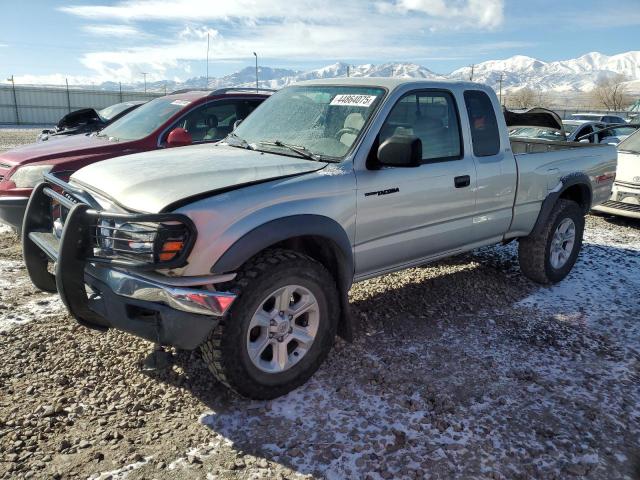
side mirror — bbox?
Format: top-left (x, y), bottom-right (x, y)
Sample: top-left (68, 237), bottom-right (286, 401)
top-left (167, 128), bottom-right (192, 147)
top-left (233, 119), bottom-right (243, 130)
top-left (377, 135), bottom-right (422, 168)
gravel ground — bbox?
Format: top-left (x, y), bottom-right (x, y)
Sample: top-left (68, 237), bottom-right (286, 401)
top-left (1, 129), bottom-right (640, 479)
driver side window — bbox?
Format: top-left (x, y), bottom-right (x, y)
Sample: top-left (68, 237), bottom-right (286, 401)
top-left (380, 91), bottom-right (462, 163)
top-left (173, 101), bottom-right (241, 143)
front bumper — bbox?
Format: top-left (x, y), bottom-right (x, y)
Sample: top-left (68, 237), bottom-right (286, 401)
top-left (592, 182), bottom-right (640, 219)
top-left (0, 196), bottom-right (28, 233)
top-left (22, 178), bottom-right (236, 350)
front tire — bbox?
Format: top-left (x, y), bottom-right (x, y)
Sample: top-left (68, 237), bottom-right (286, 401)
top-left (518, 199), bottom-right (585, 284)
top-left (200, 249), bottom-right (339, 399)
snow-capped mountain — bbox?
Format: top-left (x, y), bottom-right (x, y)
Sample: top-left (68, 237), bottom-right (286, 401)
top-left (228, 62), bottom-right (444, 90)
top-left (450, 51), bottom-right (640, 92)
top-left (202, 52), bottom-right (640, 93)
top-left (37, 51), bottom-right (640, 94)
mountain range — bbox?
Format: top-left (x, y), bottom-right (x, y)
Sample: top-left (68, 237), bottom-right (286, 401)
top-left (78, 51), bottom-right (640, 95)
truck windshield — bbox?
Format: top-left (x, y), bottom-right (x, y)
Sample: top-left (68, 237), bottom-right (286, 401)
top-left (231, 85), bottom-right (385, 160)
top-left (618, 130), bottom-right (640, 154)
top-left (563, 123), bottom-right (579, 134)
top-left (99, 98), bottom-right (186, 141)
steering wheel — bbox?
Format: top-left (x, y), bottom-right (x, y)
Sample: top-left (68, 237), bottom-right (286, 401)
top-left (335, 127), bottom-right (359, 140)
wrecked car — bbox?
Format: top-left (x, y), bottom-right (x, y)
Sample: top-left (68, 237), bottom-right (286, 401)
top-left (23, 79), bottom-right (617, 399)
top-left (0, 88), bottom-right (270, 233)
top-left (37, 101), bottom-right (146, 142)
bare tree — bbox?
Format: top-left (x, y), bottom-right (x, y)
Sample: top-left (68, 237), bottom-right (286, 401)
top-left (507, 87), bottom-right (538, 109)
top-left (591, 74), bottom-right (630, 111)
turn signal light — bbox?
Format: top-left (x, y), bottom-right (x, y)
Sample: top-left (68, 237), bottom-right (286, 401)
top-left (159, 240), bottom-right (185, 262)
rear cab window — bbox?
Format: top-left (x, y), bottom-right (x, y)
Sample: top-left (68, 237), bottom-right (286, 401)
top-left (464, 90), bottom-right (500, 157)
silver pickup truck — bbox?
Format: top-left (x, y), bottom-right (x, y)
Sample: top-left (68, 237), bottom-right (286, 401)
top-left (22, 78), bottom-right (617, 399)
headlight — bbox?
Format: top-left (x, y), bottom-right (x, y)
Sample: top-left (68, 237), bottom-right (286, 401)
top-left (94, 219), bottom-right (191, 266)
top-left (10, 165), bottom-right (54, 188)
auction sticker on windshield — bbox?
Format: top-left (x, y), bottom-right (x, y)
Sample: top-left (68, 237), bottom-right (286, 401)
top-left (330, 94), bottom-right (378, 107)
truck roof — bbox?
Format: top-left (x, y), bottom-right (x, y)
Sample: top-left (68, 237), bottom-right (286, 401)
top-left (294, 76), bottom-right (486, 91)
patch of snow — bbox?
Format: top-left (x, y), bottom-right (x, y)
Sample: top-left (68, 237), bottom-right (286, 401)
top-left (87, 456), bottom-right (152, 480)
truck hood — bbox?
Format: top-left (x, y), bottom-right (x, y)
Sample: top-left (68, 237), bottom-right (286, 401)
top-left (0, 134), bottom-right (121, 167)
top-left (56, 108), bottom-right (103, 130)
top-left (504, 107), bottom-right (565, 134)
top-left (71, 143), bottom-right (328, 213)
top-left (616, 151), bottom-right (640, 185)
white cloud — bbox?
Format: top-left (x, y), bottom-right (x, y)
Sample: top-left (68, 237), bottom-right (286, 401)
top-left (60, 0), bottom-right (364, 23)
top-left (55, 0), bottom-right (510, 83)
top-left (82, 24), bottom-right (144, 37)
top-left (388, 0), bottom-right (504, 30)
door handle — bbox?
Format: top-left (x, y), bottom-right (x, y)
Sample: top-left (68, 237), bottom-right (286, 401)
top-left (454, 175), bottom-right (471, 188)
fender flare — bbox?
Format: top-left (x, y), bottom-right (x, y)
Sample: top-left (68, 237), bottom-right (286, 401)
top-left (211, 214), bottom-right (354, 288)
top-left (530, 172), bottom-right (592, 236)
top-left (211, 215), bottom-right (355, 341)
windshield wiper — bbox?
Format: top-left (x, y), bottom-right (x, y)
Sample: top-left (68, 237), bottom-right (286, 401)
top-left (224, 132), bottom-right (253, 150)
top-left (258, 140), bottom-right (328, 162)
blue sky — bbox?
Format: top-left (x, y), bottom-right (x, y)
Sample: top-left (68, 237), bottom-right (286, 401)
top-left (1, 0), bottom-right (639, 85)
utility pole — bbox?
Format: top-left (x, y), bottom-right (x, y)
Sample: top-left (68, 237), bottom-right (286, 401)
top-left (65, 78), bottom-right (71, 113)
top-left (253, 52), bottom-right (258, 92)
top-left (119, 81), bottom-right (123, 102)
top-left (141, 72), bottom-right (148, 94)
top-left (347, 65), bottom-right (350, 77)
top-left (498, 72), bottom-right (504, 106)
top-left (206, 32), bottom-right (210, 89)
top-left (7, 75), bottom-right (19, 124)
top-left (469, 65), bottom-right (475, 82)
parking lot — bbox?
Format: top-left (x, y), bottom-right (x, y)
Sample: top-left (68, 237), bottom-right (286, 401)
top-left (0, 128), bottom-right (638, 479)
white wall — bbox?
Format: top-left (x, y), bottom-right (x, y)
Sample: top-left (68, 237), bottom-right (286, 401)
top-left (0, 85), bottom-right (161, 125)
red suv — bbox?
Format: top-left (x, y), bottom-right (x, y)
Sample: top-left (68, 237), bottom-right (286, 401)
top-left (0, 88), bottom-right (271, 232)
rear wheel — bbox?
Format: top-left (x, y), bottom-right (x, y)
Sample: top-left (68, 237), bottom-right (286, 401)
top-left (518, 199), bottom-right (584, 284)
top-left (200, 249), bottom-right (339, 399)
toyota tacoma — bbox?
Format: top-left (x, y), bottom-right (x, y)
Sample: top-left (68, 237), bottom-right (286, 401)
top-left (22, 79), bottom-right (617, 399)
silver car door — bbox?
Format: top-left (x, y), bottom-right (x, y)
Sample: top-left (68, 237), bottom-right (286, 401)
top-left (354, 89), bottom-right (477, 278)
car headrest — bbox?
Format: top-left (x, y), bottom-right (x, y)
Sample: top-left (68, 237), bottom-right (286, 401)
top-left (207, 115), bottom-right (218, 128)
top-left (344, 112), bottom-right (365, 131)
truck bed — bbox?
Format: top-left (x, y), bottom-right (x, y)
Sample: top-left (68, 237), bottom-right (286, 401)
top-left (510, 138), bottom-right (610, 155)
top-left (507, 139), bottom-right (617, 239)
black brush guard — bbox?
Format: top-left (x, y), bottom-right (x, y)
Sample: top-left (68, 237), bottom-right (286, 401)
top-left (22, 175), bottom-right (198, 334)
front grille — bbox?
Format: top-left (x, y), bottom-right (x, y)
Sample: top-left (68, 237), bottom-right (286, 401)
top-left (600, 200), bottom-right (640, 213)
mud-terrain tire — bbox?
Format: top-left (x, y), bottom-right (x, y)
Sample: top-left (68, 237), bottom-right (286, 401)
top-left (518, 199), bottom-right (584, 284)
top-left (200, 249), bottom-right (339, 399)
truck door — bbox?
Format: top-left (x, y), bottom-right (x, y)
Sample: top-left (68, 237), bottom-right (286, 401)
top-left (354, 89), bottom-right (478, 277)
top-left (462, 90), bottom-right (517, 241)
